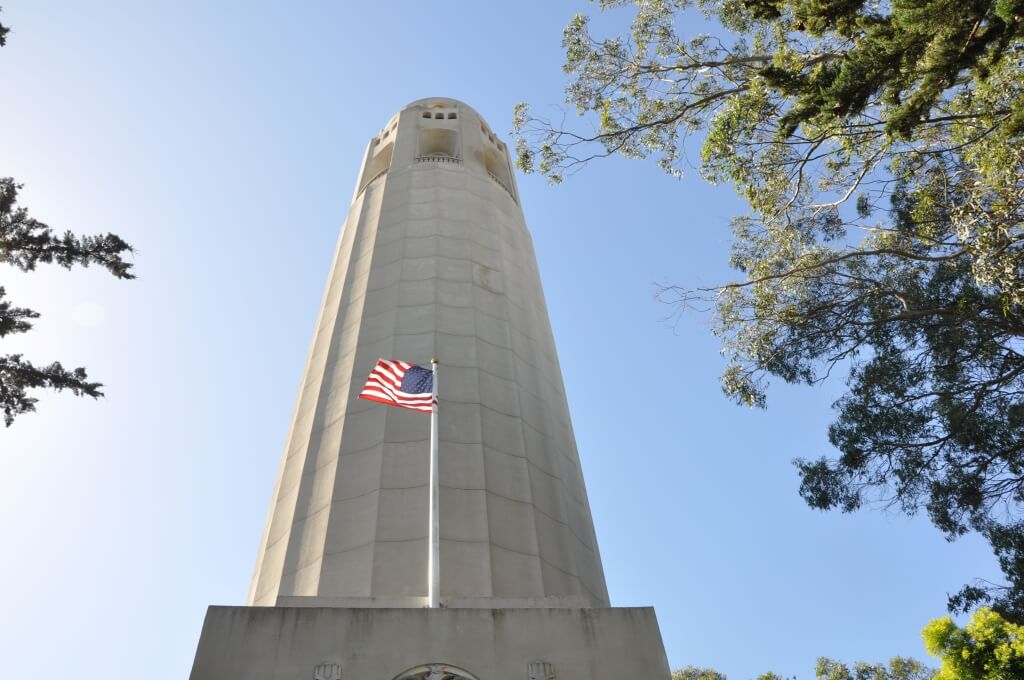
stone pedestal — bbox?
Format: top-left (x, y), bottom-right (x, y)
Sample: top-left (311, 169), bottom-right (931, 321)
top-left (189, 606), bottom-right (671, 680)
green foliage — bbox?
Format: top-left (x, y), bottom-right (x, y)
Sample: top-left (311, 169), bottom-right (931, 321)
top-left (516, 1), bottom-right (1024, 619)
top-left (672, 666), bottom-right (728, 680)
top-left (671, 657), bottom-right (933, 680)
top-left (0, 9), bottom-right (135, 426)
top-left (0, 179), bottom-right (135, 279)
top-left (0, 178), bottom-right (135, 426)
top-left (922, 608), bottom-right (1024, 679)
top-left (814, 656), bottom-right (935, 680)
top-left (0, 353), bottom-right (104, 427)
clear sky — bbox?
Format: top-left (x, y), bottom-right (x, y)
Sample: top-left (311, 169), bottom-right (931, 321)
top-left (0, 2), bottom-right (999, 679)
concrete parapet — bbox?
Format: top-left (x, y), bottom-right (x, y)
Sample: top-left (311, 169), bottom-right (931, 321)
top-left (190, 606), bottom-right (671, 680)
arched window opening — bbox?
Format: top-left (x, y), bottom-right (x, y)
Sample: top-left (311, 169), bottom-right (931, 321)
top-left (418, 128), bottom-right (459, 159)
top-left (484, 146), bottom-right (515, 201)
top-left (357, 141), bottom-right (393, 194)
top-left (392, 664), bottom-right (480, 680)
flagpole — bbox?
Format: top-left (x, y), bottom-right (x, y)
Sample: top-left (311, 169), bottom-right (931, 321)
top-left (428, 357), bottom-right (440, 608)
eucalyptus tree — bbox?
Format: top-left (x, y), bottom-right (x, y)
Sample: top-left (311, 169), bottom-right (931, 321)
top-left (671, 658), bottom-right (933, 680)
top-left (923, 607), bottom-right (1024, 679)
top-left (673, 667), bottom-right (728, 680)
top-left (514, 0), bottom-right (1024, 619)
top-left (814, 658), bottom-right (934, 680)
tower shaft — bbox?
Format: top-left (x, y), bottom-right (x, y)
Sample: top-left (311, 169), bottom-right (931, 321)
top-left (248, 98), bottom-right (609, 608)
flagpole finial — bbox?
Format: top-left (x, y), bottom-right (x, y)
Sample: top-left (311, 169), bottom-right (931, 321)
top-left (431, 357), bottom-right (439, 365)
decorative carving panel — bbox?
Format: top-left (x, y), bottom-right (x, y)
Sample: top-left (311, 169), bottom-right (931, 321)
top-left (313, 661), bottom-right (343, 680)
top-left (528, 661), bottom-right (557, 680)
top-left (393, 663), bottom-right (479, 680)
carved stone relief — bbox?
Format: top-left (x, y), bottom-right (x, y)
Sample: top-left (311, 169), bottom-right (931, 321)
top-left (392, 663), bottom-right (479, 680)
top-left (313, 661), bottom-right (343, 680)
top-left (527, 661), bottom-right (557, 680)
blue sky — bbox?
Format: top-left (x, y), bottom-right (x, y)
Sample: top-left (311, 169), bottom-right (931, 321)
top-left (0, 2), bottom-right (998, 679)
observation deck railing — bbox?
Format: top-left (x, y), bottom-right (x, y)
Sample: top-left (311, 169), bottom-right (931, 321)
top-left (414, 155), bottom-right (464, 165)
top-left (411, 155), bottom-right (516, 203)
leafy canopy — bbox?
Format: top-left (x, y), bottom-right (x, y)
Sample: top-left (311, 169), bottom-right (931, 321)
top-left (923, 607), bottom-right (1024, 679)
top-left (813, 657), bottom-right (934, 680)
top-left (672, 657), bottom-right (934, 680)
top-left (514, 1), bottom-right (1024, 619)
top-left (673, 667), bottom-right (729, 680)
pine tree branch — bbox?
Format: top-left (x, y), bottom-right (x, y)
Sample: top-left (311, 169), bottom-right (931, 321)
top-left (0, 178), bottom-right (136, 279)
top-left (0, 354), bottom-right (103, 427)
top-left (0, 286), bottom-right (39, 337)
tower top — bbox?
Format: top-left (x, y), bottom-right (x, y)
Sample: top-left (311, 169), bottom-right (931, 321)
top-left (353, 96), bottom-right (518, 205)
top-left (402, 97), bottom-right (480, 115)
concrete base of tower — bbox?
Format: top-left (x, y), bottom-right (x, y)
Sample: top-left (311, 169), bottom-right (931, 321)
top-left (188, 606), bottom-right (672, 680)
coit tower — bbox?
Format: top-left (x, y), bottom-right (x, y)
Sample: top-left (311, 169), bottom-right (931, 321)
top-left (191, 98), bottom-right (669, 680)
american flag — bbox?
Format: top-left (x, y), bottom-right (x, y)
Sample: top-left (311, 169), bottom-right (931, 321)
top-left (358, 358), bottom-right (436, 413)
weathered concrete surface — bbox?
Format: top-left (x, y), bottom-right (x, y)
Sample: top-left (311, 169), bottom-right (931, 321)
top-left (190, 606), bottom-right (672, 680)
top-left (248, 98), bottom-right (609, 607)
top-left (275, 594), bottom-right (593, 609)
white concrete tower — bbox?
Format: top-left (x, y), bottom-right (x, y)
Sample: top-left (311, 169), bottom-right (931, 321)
top-left (247, 97), bottom-right (609, 609)
top-left (190, 98), bottom-right (670, 680)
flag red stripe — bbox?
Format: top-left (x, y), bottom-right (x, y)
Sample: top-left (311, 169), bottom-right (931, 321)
top-left (362, 377), bottom-right (433, 403)
top-left (378, 359), bottom-right (407, 380)
top-left (358, 392), bottom-right (433, 413)
top-left (371, 369), bottom-right (400, 388)
top-left (358, 387), bottom-right (431, 405)
top-left (370, 364), bottom-right (403, 386)
top-left (373, 366), bottom-right (409, 388)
